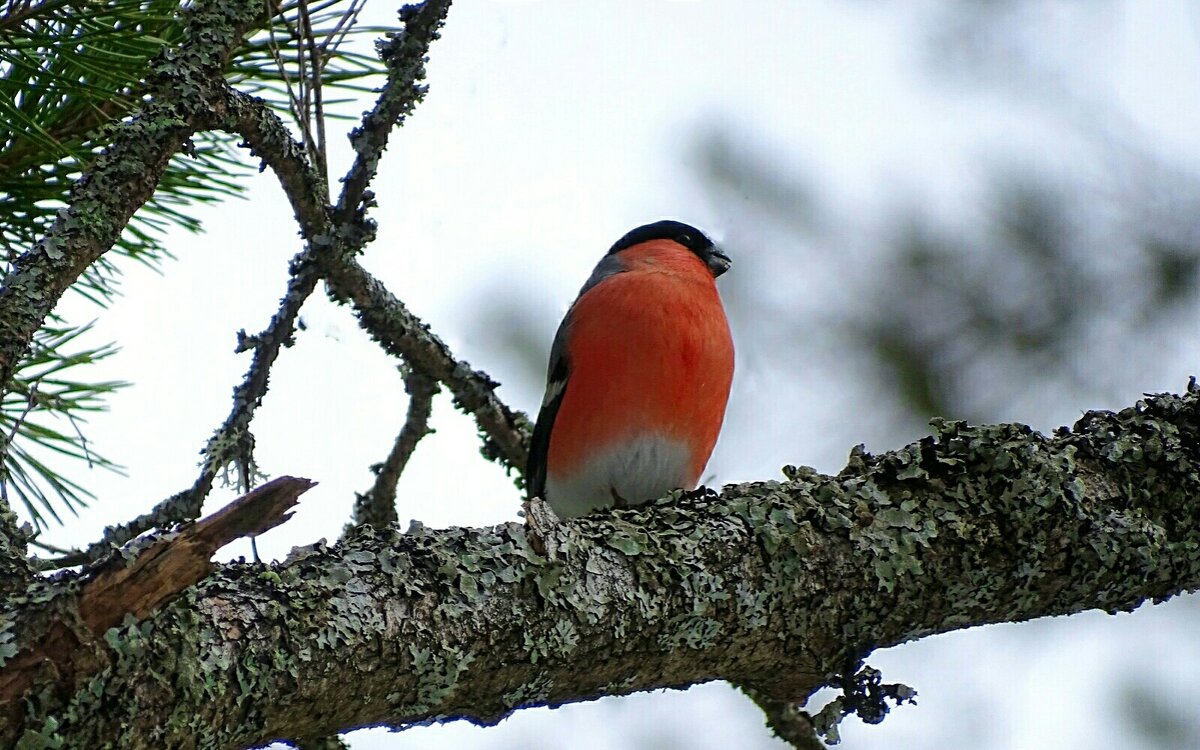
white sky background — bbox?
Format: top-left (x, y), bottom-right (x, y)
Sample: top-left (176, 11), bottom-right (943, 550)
top-left (32, 1), bottom-right (1200, 748)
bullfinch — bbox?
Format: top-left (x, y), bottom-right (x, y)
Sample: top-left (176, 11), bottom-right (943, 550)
top-left (526, 220), bottom-right (734, 518)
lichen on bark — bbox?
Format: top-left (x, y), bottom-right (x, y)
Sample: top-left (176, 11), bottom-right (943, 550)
top-left (5, 383), bottom-right (1199, 749)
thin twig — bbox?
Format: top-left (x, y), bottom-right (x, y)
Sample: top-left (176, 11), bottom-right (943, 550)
top-left (320, 0), bottom-right (366, 60)
top-left (28, 537), bottom-right (88, 570)
top-left (5, 383), bottom-right (37, 448)
top-left (314, 0), bottom-right (369, 183)
top-left (322, 256), bottom-right (531, 472)
top-left (27, 537), bottom-right (76, 556)
top-left (73, 2), bottom-right (453, 562)
top-left (293, 0), bottom-right (312, 163)
top-left (352, 369), bottom-right (438, 528)
top-left (297, 0), bottom-right (328, 180)
top-left (264, 0), bottom-right (316, 160)
top-left (28, 536), bottom-right (89, 570)
top-left (63, 410), bottom-right (94, 469)
top-left (80, 236), bottom-right (324, 562)
top-left (294, 736), bottom-right (350, 750)
top-left (333, 0), bottom-right (451, 226)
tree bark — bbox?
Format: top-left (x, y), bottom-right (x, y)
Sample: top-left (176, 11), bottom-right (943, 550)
top-left (2, 383), bottom-right (1198, 748)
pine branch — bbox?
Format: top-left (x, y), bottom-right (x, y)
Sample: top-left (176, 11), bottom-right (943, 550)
top-left (220, 1), bottom-right (531, 475)
top-left (0, 323), bottom-right (126, 528)
top-left (72, 0), bottom-right (454, 559)
top-left (1, 0), bottom-right (244, 308)
top-left (0, 0), bottom-right (270, 400)
top-left (1, 0), bottom-right (386, 306)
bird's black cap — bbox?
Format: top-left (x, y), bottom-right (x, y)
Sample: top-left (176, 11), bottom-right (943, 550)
top-left (607, 220), bottom-right (731, 277)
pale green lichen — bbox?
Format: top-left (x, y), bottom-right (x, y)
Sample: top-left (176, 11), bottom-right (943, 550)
top-left (11, 383), bottom-right (1200, 747)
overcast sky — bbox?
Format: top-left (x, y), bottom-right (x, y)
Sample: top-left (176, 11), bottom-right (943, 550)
top-left (32, 1), bottom-right (1200, 748)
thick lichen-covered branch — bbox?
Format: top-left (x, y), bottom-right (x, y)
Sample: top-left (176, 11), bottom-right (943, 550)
top-left (0, 0), bottom-right (269, 390)
top-left (5, 384), bottom-right (1200, 748)
top-left (0, 477), bottom-right (313, 728)
top-left (294, 736), bottom-right (351, 750)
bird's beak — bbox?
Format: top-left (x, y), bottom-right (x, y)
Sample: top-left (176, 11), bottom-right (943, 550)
top-left (706, 247), bottom-right (732, 277)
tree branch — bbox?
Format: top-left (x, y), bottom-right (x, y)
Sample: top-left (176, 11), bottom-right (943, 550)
top-left (738, 684), bottom-right (824, 750)
top-left (79, 228), bottom-right (327, 561)
top-left (0, 0), bottom-right (270, 391)
top-left (216, 7), bottom-right (531, 475)
top-left (6, 384), bottom-right (1200, 748)
top-left (81, 476), bottom-right (312, 630)
top-left (334, 0), bottom-right (451, 227)
top-left (73, 0), bottom-right (455, 558)
top-left (352, 369), bottom-right (438, 528)
top-left (214, 86), bottom-right (332, 239)
top-left (321, 256), bottom-right (532, 472)
top-left (0, 476), bottom-right (313, 721)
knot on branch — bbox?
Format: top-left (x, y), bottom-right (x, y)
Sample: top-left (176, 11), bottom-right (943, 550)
top-left (521, 496), bottom-right (561, 559)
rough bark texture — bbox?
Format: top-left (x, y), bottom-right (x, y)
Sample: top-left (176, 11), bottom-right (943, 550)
top-left (0, 504), bottom-right (33, 599)
top-left (76, 477), bottom-right (312, 634)
top-left (3, 384), bottom-right (1198, 748)
top-left (0, 478), bottom-right (314, 738)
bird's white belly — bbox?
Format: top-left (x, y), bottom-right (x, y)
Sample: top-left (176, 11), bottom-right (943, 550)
top-left (545, 433), bottom-right (692, 518)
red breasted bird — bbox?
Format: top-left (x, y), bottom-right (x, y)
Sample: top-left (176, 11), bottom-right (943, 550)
top-left (526, 220), bottom-right (735, 518)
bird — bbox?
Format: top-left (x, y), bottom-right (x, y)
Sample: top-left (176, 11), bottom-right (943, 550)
top-left (526, 220), bottom-right (734, 518)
